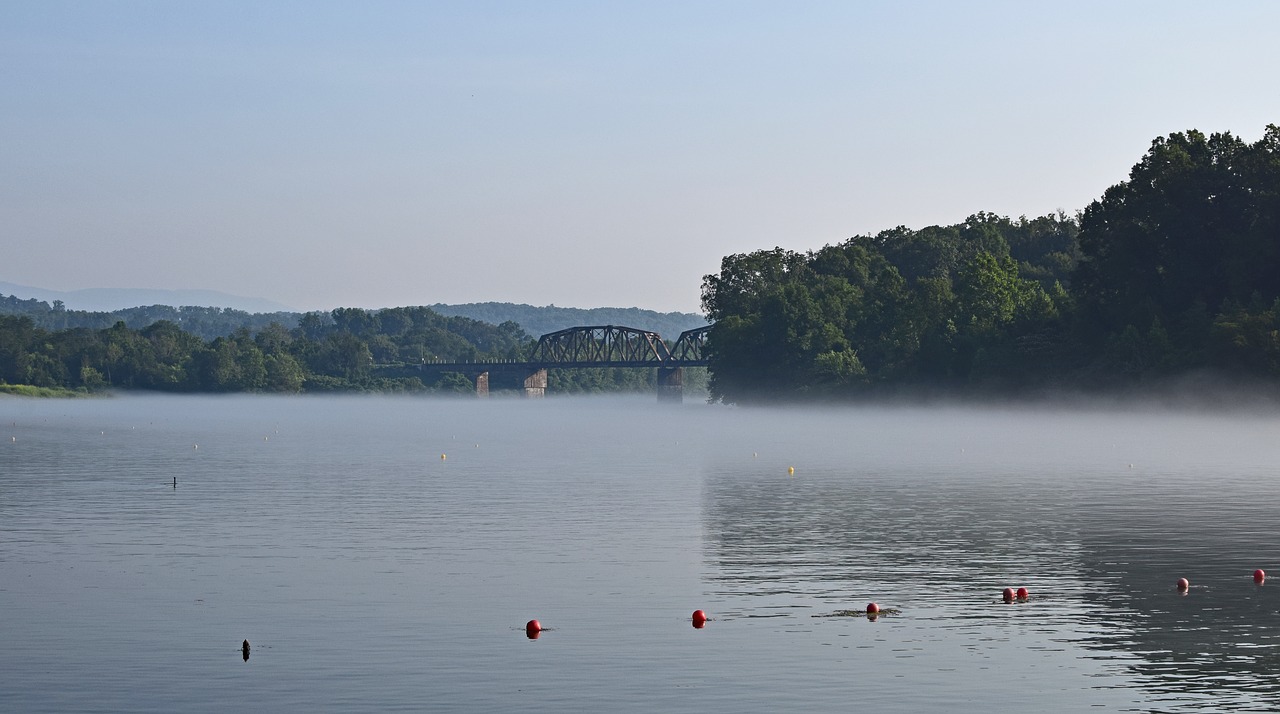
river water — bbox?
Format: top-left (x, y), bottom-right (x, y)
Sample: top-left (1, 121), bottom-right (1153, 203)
top-left (3, 394), bottom-right (1280, 712)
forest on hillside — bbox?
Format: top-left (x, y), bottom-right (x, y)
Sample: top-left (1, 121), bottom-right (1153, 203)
top-left (0, 296), bottom-right (298, 340)
top-left (0, 307), bottom-right (529, 394)
top-left (0, 295), bottom-right (707, 343)
top-left (0, 304), bottom-right (673, 395)
top-left (702, 126), bottom-right (1280, 403)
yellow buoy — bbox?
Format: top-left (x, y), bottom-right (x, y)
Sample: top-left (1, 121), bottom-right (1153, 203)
top-left (441, 454), bottom-right (447, 460)
top-left (788, 466), bottom-right (795, 475)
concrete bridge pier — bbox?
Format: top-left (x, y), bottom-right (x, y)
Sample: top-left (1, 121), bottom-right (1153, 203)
top-left (524, 368), bottom-right (547, 398)
top-left (657, 367), bottom-right (683, 402)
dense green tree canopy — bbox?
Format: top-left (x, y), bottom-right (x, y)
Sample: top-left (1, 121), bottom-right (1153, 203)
top-left (0, 306), bottom-right (532, 394)
top-left (702, 216), bottom-right (1068, 402)
top-left (701, 125), bottom-right (1280, 403)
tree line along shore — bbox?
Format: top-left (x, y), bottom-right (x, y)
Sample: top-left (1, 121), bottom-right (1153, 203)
top-left (4, 126), bottom-right (1279, 400)
top-left (701, 126), bottom-right (1280, 403)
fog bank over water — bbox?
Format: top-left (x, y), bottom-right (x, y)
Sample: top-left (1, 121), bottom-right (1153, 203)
top-left (721, 371), bottom-right (1280, 415)
top-left (5, 393), bottom-right (1280, 711)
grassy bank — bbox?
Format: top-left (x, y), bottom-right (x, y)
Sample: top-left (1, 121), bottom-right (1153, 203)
top-left (0, 383), bottom-right (95, 398)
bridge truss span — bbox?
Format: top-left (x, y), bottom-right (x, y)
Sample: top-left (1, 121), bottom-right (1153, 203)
top-left (529, 325), bottom-right (673, 367)
top-left (668, 325), bottom-right (710, 366)
top-left (417, 322), bottom-right (712, 400)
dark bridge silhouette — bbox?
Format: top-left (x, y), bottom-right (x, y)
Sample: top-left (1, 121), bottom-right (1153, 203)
top-left (420, 325), bottom-right (709, 400)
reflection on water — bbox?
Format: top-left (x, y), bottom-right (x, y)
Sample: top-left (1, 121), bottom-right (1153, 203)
top-left (5, 395), bottom-right (1280, 712)
top-left (1073, 497), bottom-right (1280, 710)
top-left (701, 407), bottom-right (1280, 711)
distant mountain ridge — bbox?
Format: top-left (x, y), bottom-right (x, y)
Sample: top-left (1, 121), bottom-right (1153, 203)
top-left (427, 302), bottom-right (708, 339)
top-left (0, 281), bottom-right (293, 314)
top-left (0, 282), bottom-right (707, 341)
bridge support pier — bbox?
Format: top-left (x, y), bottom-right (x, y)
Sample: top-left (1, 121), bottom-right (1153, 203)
top-left (524, 368), bottom-right (547, 398)
top-left (475, 371), bottom-right (489, 398)
top-left (657, 367), bottom-right (683, 402)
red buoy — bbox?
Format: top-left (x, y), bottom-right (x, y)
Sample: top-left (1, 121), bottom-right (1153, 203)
top-left (866, 602), bottom-right (880, 615)
top-left (525, 619), bottom-right (542, 638)
top-left (1255, 569), bottom-right (1266, 584)
top-left (1002, 587), bottom-right (1015, 603)
top-left (1176, 577), bottom-right (1190, 592)
top-left (691, 609), bottom-right (708, 628)
top-left (1016, 587), bottom-right (1029, 600)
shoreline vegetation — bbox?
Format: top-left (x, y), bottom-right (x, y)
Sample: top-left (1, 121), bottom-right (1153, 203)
top-left (0, 304), bottom-right (681, 397)
top-left (0, 383), bottom-right (93, 398)
top-left (701, 125), bottom-right (1280, 404)
top-left (4, 126), bottom-right (1279, 402)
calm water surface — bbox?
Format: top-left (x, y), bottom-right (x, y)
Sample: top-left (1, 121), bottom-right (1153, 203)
top-left (3, 394), bottom-right (1280, 712)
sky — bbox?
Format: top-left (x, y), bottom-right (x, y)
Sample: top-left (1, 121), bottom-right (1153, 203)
top-left (3, 1), bottom-right (1279, 314)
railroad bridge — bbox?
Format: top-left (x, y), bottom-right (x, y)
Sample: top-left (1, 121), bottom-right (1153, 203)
top-left (419, 324), bottom-right (709, 401)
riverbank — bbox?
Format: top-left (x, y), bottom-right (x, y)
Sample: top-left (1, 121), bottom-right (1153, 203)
top-left (0, 383), bottom-right (94, 398)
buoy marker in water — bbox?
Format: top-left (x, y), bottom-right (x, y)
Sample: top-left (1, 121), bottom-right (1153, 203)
top-left (242, 639), bottom-right (250, 661)
top-left (1016, 587), bottom-right (1029, 600)
top-left (788, 466), bottom-right (795, 475)
top-left (866, 602), bottom-right (879, 615)
top-left (1002, 587), bottom-right (1015, 603)
top-left (1176, 577), bottom-right (1190, 592)
top-left (1255, 569), bottom-right (1266, 584)
top-left (692, 609), bottom-right (708, 628)
top-left (441, 454), bottom-right (446, 460)
top-left (525, 619), bottom-right (542, 638)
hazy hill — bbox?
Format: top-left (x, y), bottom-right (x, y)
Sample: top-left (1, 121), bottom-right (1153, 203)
top-left (1, 283), bottom-right (708, 342)
top-left (427, 302), bottom-right (708, 339)
top-left (0, 281), bottom-right (293, 314)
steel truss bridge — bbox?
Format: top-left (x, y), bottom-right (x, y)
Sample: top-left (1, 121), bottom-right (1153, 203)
top-left (419, 324), bottom-right (710, 399)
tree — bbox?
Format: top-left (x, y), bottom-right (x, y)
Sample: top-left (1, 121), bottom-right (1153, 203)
top-left (1075, 129), bottom-right (1267, 334)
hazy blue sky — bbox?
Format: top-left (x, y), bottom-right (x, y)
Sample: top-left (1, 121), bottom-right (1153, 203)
top-left (3, 1), bottom-right (1279, 313)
